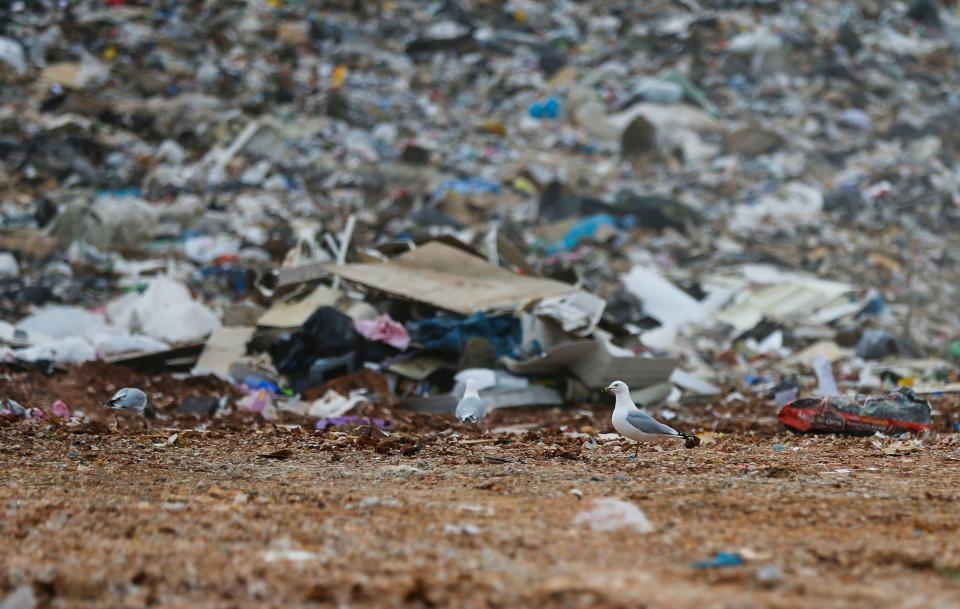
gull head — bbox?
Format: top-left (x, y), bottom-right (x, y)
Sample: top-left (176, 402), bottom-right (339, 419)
top-left (603, 380), bottom-right (630, 396)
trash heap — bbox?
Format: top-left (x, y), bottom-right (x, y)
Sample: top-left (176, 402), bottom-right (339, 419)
top-left (2, 0), bottom-right (960, 430)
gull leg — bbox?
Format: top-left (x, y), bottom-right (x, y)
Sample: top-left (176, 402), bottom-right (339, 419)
top-left (634, 442), bottom-right (641, 458)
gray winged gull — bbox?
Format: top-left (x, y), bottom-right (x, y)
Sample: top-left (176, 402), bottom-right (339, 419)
top-left (455, 378), bottom-right (487, 424)
top-left (103, 387), bottom-right (149, 429)
top-left (604, 380), bottom-right (699, 456)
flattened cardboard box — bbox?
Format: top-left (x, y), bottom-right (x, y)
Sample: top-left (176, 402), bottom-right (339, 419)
top-left (325, 242), bottom-right (575, 315)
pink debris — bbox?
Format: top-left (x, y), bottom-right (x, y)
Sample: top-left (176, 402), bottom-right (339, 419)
top-left (353, 314), bottom-right (410, 351)
top-left (51, 399), bottom-right (71, 419)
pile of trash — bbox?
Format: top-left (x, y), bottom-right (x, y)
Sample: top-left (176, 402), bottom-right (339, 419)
top-left (2, 0), bottom-right (960, 432)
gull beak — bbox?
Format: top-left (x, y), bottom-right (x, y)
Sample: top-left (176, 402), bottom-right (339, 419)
top-left (603, 385), bottom-right (614, 394)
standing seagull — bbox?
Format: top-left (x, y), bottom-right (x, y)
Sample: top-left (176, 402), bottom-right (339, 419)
top-left (455, 378), bottom-right (487, 424)
top-left (103, 388), bottom-right (149, 429)
top-left (604, 380), bottom-right (699, 456)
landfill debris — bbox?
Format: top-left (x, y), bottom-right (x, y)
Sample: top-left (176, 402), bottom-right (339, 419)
top-left (354, 314), bottom-right (410, 351)
top-left (813, 355), bottom-right (840, 397)
top-left (754, 564), bottom-right (785, 584)
top-left (693, 552), bottom-right (746, 569)
top-left (263, 549), bottom-right (321, 564)
top-left (1, 1), bottom-right (960, 605)
top-left (50, 399), bottom-right (71, 419)
top-left (179, 395), bottom-right (221, 417)
top-left (779, 388), bottom-right (933, 435)
top-left (0, 0), bottom-right (956, 429)
top-left (193, 327), bottom-right (255, 378)
top-left (503, 342), bottom-right (676, 390)
top-left (408, 313), bottom-right (520, 360)
top-left (308, 389), bottom-right (370, 419)
top-left (327, 242), bottom-right (575, 315)
top-left (855, 330), bottom-right (921, 361)
top-left (572, 498), bottom-right (654, 534)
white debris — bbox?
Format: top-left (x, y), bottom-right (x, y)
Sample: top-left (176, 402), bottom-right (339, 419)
top-left (573, 497), bottom-right (654, 533)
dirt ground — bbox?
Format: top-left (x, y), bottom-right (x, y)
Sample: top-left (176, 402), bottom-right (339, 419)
top-left (3, 364), bottom-right (960, 609)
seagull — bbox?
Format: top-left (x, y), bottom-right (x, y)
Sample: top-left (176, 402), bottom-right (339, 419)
top-left (604, 380), bottom-right (699, 457)
top-left (103, 388), bottom-right (149, 429)
top-left (455, 378), bottom-right (487, 424)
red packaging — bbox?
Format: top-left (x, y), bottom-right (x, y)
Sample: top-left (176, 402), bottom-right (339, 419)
top-left (778, 397), bottom-right (932, 435)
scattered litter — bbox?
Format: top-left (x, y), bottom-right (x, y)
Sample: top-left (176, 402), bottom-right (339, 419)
top-left (263, 549), bottom-right (322, 563)
top-left (50, 400), bottom-right (71, 419)
top-left (693, 552), bottom-right (745, 569)
top-left (443, 523), bottom-right (481, 536)
top-left (755, 565), bottom-right (784, 583)
top-left (357, 497), bottom-right (401, 509)
top-left (573, 498), bottom-right (654, 534)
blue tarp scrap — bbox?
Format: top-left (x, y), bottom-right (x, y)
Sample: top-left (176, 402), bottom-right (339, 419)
top-left (406, 313), bottom-right (521, 358)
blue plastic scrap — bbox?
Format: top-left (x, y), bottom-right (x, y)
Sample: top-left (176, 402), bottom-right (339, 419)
top-left (432, 177), bottom-right (501, 199)
top-left (548, 213), bottom-right (618, 253)
top-left (529, 96), bottom-right (560, 120)
top-left (692, 552), bottom-right (745, 569)
top-left (406, 312), bottom-right (521, 358)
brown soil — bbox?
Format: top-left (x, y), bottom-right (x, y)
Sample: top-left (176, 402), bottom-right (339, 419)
top-left (2, 364), bottom-right (960, 609)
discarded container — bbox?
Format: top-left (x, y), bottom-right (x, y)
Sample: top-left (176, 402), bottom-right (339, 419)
top-left (778, 388), bottom-right (932, 435)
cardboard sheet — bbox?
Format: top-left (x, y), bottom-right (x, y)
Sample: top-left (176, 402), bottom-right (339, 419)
top-left (502, 341), bottom-right (676, 389)
top-left (325, 241), bottom-right (575, 314)
top-left (387, 355), bottom-right (449, 380)
top-left (193, 327), bottom-right (255, 377)
top-left (257, 286), bottom-right (342, 328)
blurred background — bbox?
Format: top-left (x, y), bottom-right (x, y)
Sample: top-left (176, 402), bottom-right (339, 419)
top-left (1, 0), bottom-right (960, 414)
